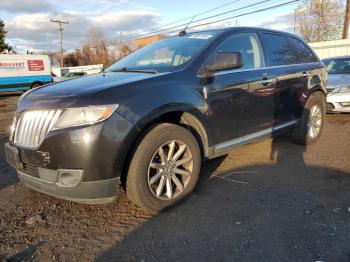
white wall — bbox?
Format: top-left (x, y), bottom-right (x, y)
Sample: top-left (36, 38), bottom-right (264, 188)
top-left (52, 64), bottom-right (103, 77)
top-left (309, 39), bottom-right (350, 59)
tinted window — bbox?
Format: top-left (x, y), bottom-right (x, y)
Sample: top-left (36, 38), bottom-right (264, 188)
top-left (289, 37), bottom-right (318, 63)
top-left (322, 58), bottom-right (350, 74)
top-left (260, 33), bottom-right (297, 66)
top-left (206, 33), bottom-right (263, 70)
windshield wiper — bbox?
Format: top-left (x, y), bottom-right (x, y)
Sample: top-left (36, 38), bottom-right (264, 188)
top-left (110, 67), bottom-right (159, 74)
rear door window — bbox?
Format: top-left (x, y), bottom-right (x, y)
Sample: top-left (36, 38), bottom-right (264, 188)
top-left (259, 33), bottom-right (298, 66)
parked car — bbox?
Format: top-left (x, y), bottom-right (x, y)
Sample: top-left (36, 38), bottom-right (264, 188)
top-left (322, 56), bottom-right (350, 113)
top-left (5, 27), bottom-right (327, 211)
top-left (0, 54), bottom-right (52, 92)
top-left (53, 71), bottom-right (87, 82)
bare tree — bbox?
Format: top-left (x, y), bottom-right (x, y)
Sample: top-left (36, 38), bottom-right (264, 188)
top-left (119, 43), bottom-right (132, 59)
top-left (88, 27), bottom-right (116, 67)
top-left (294, 0), bottom-right (344, 42)
top-left (39, 51), bottom-right (60, 66)
top-left (70, 27), bottom-right (116, 67)
top-left (63, 53), bottom-right (79, 67)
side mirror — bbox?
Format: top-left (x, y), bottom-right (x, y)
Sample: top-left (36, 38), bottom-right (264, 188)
top-left (204, 52), bottom-right (243, 73)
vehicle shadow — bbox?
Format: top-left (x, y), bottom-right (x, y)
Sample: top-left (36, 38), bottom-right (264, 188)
top-left (0, 137), bottom-right (19, 190)
top-left (96, 135), bottom-right (350, 262)
top-left (0, 92), bottom-right (22, 98)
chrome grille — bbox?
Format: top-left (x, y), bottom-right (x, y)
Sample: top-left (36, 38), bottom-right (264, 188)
top-left (13, 110), bottom-right (62, 148)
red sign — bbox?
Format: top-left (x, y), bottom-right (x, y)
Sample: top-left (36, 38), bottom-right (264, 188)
top-left (27, 60), bottom-right (44, 71)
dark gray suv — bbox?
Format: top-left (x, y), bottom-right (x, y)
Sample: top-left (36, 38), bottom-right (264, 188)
top-left (5, 27), bottom-right (327, 211)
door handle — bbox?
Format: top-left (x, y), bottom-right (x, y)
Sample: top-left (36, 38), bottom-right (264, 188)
top-left (301, 72), bottom-right (309, 78)
top-left (259, 78), bottom-right (274, 85)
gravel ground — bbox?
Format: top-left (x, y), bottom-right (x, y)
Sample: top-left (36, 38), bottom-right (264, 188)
top-left (0, 95), bottom-right (349, 261)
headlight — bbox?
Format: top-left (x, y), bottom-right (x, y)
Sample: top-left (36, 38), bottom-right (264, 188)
top-left (52, 104), bottom-right (119, 130)
top-left (335, 86), bottom-right (350, 93)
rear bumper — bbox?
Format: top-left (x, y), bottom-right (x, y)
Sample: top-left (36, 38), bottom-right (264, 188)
top-left (18, 170), bottom-right (118, 204)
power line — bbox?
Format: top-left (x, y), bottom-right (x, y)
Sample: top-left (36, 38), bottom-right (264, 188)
top-left (68, 0), bottom-right (300, 52)
top-left (137, 0), bottom-right (242, 33)
top-left (110, 0), bottom-right (279, 45)
top-left (72, 0), bottom-right (276, 51)
top-left (91, 0), bottom-right (135, 14)
top-left (123, 0), bottom-right (298, 43)
top-left (102, 0), bottom-right (269, 45)
top-left (187, 0), bottom-right (300, 30)
top-left (80, 0), bottom-right (128, 12)
top-left (50, 19), bottom-right (69, 67)
top-left (97, 0), bottom-right (243, 46)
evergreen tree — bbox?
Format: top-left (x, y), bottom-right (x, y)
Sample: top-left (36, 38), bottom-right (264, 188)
top-left (0, 20), bottom-right (12, 52)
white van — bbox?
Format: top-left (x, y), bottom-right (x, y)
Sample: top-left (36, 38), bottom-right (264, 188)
top-left (0, 54), bottom-right (52, 92)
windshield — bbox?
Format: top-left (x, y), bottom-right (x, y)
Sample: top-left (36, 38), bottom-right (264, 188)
top-left (107, 32), bottom-right (220, 73)
top-left (323, 58), bottom-right (350, 74)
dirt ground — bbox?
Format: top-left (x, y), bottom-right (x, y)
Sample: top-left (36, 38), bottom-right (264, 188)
top-left (0, 95), bottom-right (349, 261)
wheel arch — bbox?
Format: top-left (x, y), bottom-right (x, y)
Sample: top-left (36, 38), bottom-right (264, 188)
top-left (306, 88), bottom-right (327, 106)
top-left (119, 107), bottom-right (210, 187)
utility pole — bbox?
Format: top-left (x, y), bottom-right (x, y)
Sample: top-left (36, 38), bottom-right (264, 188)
top-left (119, 32), bottom-right (123, 59)
top-left (343, 0), bottom-right (350, 39)
top-left (50, 19), bottom-right (69, 67)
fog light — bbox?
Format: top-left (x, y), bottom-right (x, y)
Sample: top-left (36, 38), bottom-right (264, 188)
top-left (56, 169), bottom-right (83, 187)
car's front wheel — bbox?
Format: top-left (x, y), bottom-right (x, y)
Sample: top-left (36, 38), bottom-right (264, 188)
top-left (126, 123), bottom-right (201, 211)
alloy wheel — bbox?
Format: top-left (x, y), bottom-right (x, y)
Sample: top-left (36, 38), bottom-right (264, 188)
top-left (307, 104), bottom-right (322, 139)
top-left (147, 140), bottom-right (193, 200)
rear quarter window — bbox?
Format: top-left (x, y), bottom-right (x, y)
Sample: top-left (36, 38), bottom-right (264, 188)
top-left (259, 33), bottom-right (299, 66)
top-left (288, 37), bottom-right (319, 63)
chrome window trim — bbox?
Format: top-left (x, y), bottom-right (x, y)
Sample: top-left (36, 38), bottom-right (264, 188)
top-left (210, 62), bottom-right (322, 77)
top-left (198, 61), bottom-right (322, 78)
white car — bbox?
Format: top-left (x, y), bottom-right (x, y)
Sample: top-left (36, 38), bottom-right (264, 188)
top-left (322, 56), bottom-right (350, 113)
top-left (53, 72), bottom-right (87, 82)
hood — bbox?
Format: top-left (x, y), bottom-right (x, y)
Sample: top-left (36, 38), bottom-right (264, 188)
top-left (327, 74), bottom-right (350, 89)
top-left (18, 72), bottom-right (168, 111)
top-left (32, 72), bottom-right (166, 96)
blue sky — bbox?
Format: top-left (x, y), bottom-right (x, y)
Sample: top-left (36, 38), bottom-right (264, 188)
top-left (0, 0), bottom-right (298, 53)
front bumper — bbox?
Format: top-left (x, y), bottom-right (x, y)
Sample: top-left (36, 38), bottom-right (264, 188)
top-left (4, 112), bottom-right (136, 204)
top-left (326, 92), bottom-right (350, 113)
top-left (19, 170), bottom-right (119, 204)
top-left (5, 142), bottom-right (119, 203)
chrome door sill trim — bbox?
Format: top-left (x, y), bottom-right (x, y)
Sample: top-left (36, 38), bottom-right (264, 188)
top-left (212, 120), bottom-right (299, 156)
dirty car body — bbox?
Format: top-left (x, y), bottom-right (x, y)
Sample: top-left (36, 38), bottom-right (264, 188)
top-left (5, 27), bottom-right (327, 205)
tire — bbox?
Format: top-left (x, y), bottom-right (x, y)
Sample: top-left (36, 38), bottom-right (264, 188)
top-left (290, 91), bottom-right (326, 145)
top-left (126, 123), bottom-right (201, 212)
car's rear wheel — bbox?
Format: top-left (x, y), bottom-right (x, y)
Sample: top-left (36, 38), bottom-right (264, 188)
top-left (291, 91), bottom-right (326, 145)
top-left (126, 123), bottom-right (201, 211)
